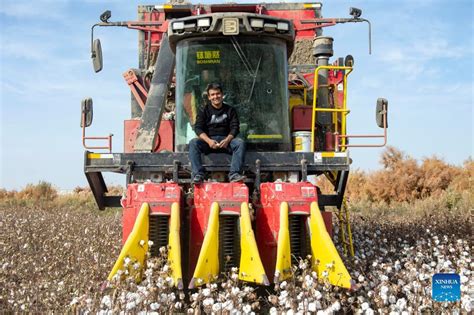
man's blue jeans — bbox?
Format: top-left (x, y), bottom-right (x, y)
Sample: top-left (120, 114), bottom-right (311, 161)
top-left (189, 136), bottom-right (246, 179)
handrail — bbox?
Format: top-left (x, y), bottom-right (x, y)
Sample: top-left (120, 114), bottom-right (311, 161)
top-left (311, 66), bottom-right (353, 152)
top-left (335, 102), bottom-right (388, 149)
top-left (82, 112), bottom-right (113, 152)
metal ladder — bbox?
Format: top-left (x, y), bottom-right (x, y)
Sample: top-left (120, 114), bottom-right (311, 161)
top-left (336, 198), bottom-right (354, 257)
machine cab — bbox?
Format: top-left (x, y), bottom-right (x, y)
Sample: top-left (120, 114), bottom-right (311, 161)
top-left (171, 14), bottom-right (295, 152)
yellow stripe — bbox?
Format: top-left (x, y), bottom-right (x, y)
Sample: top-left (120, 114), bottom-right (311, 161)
top-left (87, 153), bottom-right (113, 159)
top-left (247, 134), bottom-right (283, 139)
top-left (321, 152), bottom-right (335, 158)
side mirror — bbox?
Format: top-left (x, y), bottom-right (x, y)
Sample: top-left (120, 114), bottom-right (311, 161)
top-left (92, 39), bottom-right (103, 73)
top-left (344, 54), bottom-right (354, 67)
top-left (376, 98), bottom-right (388, 128)
top-left (81, 98), bottom-right (94, 127)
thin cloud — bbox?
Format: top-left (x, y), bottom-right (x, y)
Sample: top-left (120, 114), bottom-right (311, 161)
top-left (0, 1), bottom-right (67, 20)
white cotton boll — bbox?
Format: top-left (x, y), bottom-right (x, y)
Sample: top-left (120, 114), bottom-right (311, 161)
top-left (212, 303), bottom-right (223, 313)
top-left (372, 262), bottom-right (378, 267)
top-left (396, 298), bottom-right (407, 310)
top-left (388, 295), bottom-right (396, 304)
top-left (316, 311), bottom-right (326, 315)
top-left (191, 293), bottom-right (199, 301)
top-left (314, 290), bottom-right (322, 300)
top-left (361, 302), bottom-right (369, 311)
top-left (269, 307), bottom-right (278, 315)
top-left (101, 295), bottom-right (112, 309)
top-left (175, 302), bottom-right (182, 309)
top-left (308, 302), bottom-right (317, 312)
top-left (280, 281), bottom-right (288, 289)
top-left (365, 308), bottom-right (374, 315)
top-left (203, 298), bottom-right (214, 307)
top-left (150, 302), bottom-right (160, 310)
top-left (331, 301), bottom-right (341, 311)
top-left (358, 275), bottom-right (365, 282)
top-left (231, 287), bottom-right (240, 295)
top-left (223, 300), bottom-right (234, 311)
top-left (126, 301), bottom-right (136, 310)
top-left (299, 260), bottom-right (308, 270)
top-left (380, 275), bottom-right (388, 281)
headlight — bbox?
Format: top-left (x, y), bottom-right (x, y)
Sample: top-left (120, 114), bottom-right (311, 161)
top-left (250, 19), bottom-right (264, 29)
top-left (172, 21), bottom-right (184, 31)
top-left (197, 18), bottom-right (211, 28)
top-left (277, 22), bottom-right (289, 31)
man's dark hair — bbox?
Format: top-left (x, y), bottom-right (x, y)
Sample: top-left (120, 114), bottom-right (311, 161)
top-left (206, 83), bottom-right (223, 94)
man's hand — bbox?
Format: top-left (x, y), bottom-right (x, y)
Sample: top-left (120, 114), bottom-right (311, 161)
top-left (218, 135), bottom-right (233, 149)
top-left (208, 139), bottom-right (220, 149)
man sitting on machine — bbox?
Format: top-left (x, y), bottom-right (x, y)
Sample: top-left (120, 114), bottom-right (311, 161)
top-left (189, 83), bottom-right (246, 183)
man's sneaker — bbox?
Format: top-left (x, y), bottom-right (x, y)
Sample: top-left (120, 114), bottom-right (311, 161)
top-left (230, 174), bottom-right (246, 182)
top-left (192, 174), bottom-right (204, 183)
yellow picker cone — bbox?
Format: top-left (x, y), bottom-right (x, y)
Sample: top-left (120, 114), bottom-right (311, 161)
top-left (108, 202), bottom-right (149, 282)
top-left (275, 201), bottom-right (292, 283)
top-left (309, 202), bottom-right (352, 289)
top-left (168, 202), bottom-right (183, 289)
top-left (239, 202), bottom-right (269, 285)
top-left (189, 202), bottom-right (220, 288)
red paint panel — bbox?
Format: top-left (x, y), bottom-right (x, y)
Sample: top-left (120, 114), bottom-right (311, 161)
top-left (189, 183), bottom-right (248, 277)
top-left (124, 119), bottom-right (174, 153)
top-left (292, 105), bottom-right (313, 131)
top-left (121, 182), bottom-right (182, 244)
top-left (256, 182), bottom-right (318, 282)
top-left (266, 10), bottom-right (318, 39)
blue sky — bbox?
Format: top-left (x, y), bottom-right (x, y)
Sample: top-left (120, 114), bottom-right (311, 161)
top-left (0, 0), bottom-right (472, 190)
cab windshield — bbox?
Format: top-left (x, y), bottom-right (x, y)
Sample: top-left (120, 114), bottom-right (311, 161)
top-left (175, 36), bottom-right (290, 151)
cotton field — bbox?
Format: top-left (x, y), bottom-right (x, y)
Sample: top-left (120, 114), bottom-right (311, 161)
top-left (1, 200), bottom-right (472, 313)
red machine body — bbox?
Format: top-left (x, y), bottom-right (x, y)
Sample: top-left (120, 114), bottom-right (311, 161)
top-left (124, 119), bottom-right (174, 153)
top-left (121, 182), bottom-right (182, 243)
top-left (256, 182), bottom-right (332, 282)
top-left (189, 182), bottom-right (248, 274)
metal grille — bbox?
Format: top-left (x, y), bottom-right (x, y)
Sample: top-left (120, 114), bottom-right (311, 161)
top-left (289, 214), bottom-right (310, 264)
top-left (149, 214), bottom-right (169, 257)
top-left (219, 215), bottom-right (241, 272)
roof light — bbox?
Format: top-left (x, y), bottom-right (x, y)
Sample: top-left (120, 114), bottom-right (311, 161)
top-left (277, 22), bottom-right (289, 31)
top-left (172, 21), bottom-right (184, 30)
top-left (197, 18), bottom-right (211, 28)
top-left (184, 23), bottom-right (196, 32)
top-left (264, 23), bottom-right (277, 32)
top-left (250, 19), bottom-right (264, 29)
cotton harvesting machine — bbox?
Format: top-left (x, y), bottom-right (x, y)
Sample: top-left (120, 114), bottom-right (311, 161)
top-left (81, 1), bottom-right (388, 290)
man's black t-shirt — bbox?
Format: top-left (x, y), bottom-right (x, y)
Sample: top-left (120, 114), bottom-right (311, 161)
top-left (194, 103), bottom-right (240, 138)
